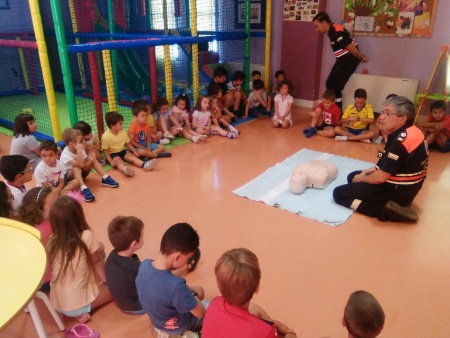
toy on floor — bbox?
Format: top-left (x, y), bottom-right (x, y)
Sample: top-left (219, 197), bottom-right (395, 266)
top-left (289, 159), bottom-right (338, 194)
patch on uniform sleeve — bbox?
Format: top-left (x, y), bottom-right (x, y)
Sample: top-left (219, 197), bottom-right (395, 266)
top-left (387, 152), bottom-right (399, 161)
top-left (396, 132), bottom-right (407, 142)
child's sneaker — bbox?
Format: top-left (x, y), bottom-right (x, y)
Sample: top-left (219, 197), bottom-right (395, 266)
top-left (157, 152), bottom-right (172, 158)
top-left (305, 128), bottom-right (317, 138)
top-left (102, 176), bottom-right (119, 188)
top-left (143, 159), bottom-right (158, 171)
top-left (159, 138), bottom-right (171, 145)
top-left (81, 187), bottom-right (95, 202)
top-left (226, 131), bottom-right (238, 139)
top-left (164, 132), bottom-right (175, 139)
top-left (99, 159), bottom-right (107, 167)
top-left (123, 166), bottom-right (135, 177)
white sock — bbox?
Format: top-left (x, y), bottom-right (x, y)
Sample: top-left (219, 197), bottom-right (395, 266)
top-left (229, 125), bottom-right (238, 133)
top-left (192, 136), bottom-right (200, 143)
top-left (335, 136), bottom-right (348, 141)
top-left (81, 185), bottom-right (88, 190)
top-left (102, 175), bottom-right (108, 179)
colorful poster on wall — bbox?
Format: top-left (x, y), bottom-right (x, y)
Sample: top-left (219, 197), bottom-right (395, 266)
top-left (283, 0), bottom-right (320, 22)
top-left (342, 0), bottom-right (437, 37)
top-left (235, 0), bottom-right (266, 29)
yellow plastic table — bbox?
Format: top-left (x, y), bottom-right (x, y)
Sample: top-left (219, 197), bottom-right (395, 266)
top-left (0, 218), bottom-right (46, 330)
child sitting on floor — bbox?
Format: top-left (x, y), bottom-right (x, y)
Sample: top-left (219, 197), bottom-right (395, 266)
top-left (136, 222), bottom-right (207, 335)
top-left (48, 195), bottom-right (112, 323)
top-left (249, 70), bottom-right (261, 92)
top-left (418, 99), bottom-right (450, 152)
top-left (10, 113), bottom-right (41, 171)
top-left (34, 140), bottom-right (79, 196)
top-left (128, 101), bottom-right (171, 159)
top-left (245, 79), bottom-right (269, 119)
top-left (73, 121), bottom-right (106, 166)
top-left (105, 215), bottom-right (146, 314)
top-left (152, 97), bottom-right (181, 142)
top-left (226, 70), bottom-right (247, 116)
top-left (208, 83), bottom-right (237, 122)
top-left (19, 187), bottom-right (58, 291)
top-left (61, 128), bottom-right (118, 202)
top-left (170, 93), bottom-right (207, 143)
top-left (101, 111), bottom-right (158, 177)
top-left (334, 88), bottom-right (375, 143)
top-left (0, 155), bottom-right (32, 216)
top-left (210, 96), bottom-right (240, 135)
top-left (0, 182), bottom-right (13, 218)
top-left (273, 80), bottom-right (294, 129)
top-left (192, 95), bottom-right (238, 139)
top-left (342, 290), bottom-right (385, 338)
top-left (304, 89), bottom-right (341, 138)
top-left (202, 248), bottom-right (296, 338)
top-left (138, 96), bottom-right (168, 145)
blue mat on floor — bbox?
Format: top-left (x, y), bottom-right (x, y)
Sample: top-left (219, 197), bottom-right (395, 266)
top-left (232, 116), bottom-right (255, 126)
top-left (232, 148), bottom-right (373, 226)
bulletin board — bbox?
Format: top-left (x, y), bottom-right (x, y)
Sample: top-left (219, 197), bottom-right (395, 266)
top-left (283, 0), bottom-right (320, 22)
top-left (341, 0), bottom-right (438, 37)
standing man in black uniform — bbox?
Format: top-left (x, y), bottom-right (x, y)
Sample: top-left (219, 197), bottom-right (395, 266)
top-left (313, 12), bottom-right (368, 111)
top-left (333, 96), bottom-right (429, 222)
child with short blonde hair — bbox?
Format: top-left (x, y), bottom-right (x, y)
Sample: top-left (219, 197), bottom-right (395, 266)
top-left (202, 248), bottom-right (296, 338)
top-left (61, 128), bottom-right (118, 202)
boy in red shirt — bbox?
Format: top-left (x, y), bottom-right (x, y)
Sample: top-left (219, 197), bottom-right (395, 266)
top-left (418, 100), bottom-right (450, 152)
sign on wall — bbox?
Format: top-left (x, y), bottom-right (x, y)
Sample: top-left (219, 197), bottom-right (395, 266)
top-left (341, 0), bottom-right (438, 37)
top-left (283, 0), bottom-right (320, 22)
top-left (235, 0), bottom-right (266, 29)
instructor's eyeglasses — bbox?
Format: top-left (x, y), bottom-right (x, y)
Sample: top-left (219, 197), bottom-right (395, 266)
top-left (380, 110), bottom-right (398, 116)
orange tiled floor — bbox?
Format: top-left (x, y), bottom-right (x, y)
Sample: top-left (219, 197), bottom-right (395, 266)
top-left (1, 106), bottom-right (449, 337)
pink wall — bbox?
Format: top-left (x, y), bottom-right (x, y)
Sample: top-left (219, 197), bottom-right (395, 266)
top-left (277, 1), bottom-right (450, 103)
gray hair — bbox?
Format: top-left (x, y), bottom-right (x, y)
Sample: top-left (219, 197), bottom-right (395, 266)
top-left (383, 96), bottom-right (415, 125)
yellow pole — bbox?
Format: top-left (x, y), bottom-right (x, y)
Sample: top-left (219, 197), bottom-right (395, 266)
top-left (17, 38), bottom-right (31, 90)
top-left (163, 0), bottom-right (173, 105)
top-left (163, 45), bottom-right (173, 105)
top-left (28, 0), bottom-right (62, 141)
top-left (102, 50), bottom-right (117, 112)
top-left (264, 0), bottom-right (272, 93)
top-left (189, 0), bottom-right (199, 105)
